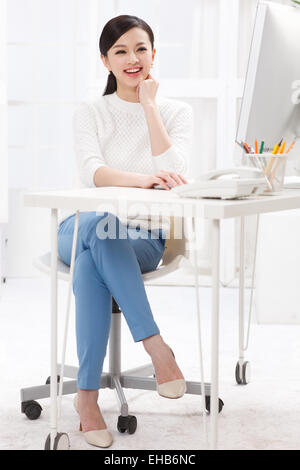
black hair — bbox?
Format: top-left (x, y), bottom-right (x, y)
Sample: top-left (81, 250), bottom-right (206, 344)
top-left (99, 15), bottom-right (154, 96)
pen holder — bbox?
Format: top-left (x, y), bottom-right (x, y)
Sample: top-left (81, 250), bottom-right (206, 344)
top-left (245, 153), bottom-right (288, 194)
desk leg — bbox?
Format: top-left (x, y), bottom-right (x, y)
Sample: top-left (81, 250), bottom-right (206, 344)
top-left (236, 215), bottom-right (253, 386)
top-left (211, 219), bottom-right (220, 450)
top-left (238, 217), bottom-right (245, 372)
top-left (50, 208), bottom-right (58, 450)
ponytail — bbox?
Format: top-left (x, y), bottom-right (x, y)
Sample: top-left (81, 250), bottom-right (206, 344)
top-left (102, 71), bottom-right (117, 96)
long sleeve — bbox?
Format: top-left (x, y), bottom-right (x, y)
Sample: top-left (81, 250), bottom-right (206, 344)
top-left (152, 102), bottom-right (194, 176)
top-left (73, 103), bottom-right (108, 187)
top-left (59, 93), bottom-right (193, 231)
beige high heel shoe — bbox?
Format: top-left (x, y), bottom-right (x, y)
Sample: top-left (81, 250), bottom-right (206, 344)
top-left (73, 394), bottom-right (113, 448)
top-left (156, 347), bottom-right (187, 399)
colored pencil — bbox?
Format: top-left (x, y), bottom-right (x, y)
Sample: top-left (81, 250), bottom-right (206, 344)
top-left (286, 140), bottom-right (295, 154)
top-left (259, 141), bottom-right (264, 154)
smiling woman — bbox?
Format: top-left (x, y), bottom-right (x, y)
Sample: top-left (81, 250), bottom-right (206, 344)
top-left (57, 13), bottom-right (194, 450)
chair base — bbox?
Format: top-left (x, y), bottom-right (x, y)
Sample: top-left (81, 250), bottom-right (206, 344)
top-left (20, 364), bottom-right (210, 426)
top-left (20, 362), bottom-right (212, 416)
top-left (20, 310), bottom-right (216, 424)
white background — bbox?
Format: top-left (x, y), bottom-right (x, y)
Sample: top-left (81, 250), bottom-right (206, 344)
top-left (2, 2), bottom-right (300, 452)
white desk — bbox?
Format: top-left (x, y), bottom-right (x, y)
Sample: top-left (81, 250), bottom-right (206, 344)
top-left (24, 186), bottom-right (300, 450)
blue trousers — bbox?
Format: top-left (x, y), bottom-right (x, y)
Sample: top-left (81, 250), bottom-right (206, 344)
top-left (57, 211), bottom-right (166, 389)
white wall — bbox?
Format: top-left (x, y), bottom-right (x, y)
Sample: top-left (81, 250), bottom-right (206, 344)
top-left (0, 0), bottom-right (8, 225)
top-left (7, 0), bottom-right (91, 191)
top-left (0, 0), bottom-right (8, 292)
top-left (6, 0), bottom-right (91, 277)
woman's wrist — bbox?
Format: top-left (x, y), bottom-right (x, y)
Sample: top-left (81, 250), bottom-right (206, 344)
top-left (142, 100), bottom-right (156, 110)
top-left (94, 166), bottom-right (147, 188)
top-left (134, 173), bottom-right (150, 189)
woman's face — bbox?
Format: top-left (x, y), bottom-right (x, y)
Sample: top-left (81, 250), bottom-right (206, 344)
top-left (101, 27), bottom-right (155, 90)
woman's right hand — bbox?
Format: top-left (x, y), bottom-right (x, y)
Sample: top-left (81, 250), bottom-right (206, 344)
top-left (138, 170), bottom-right (188, 190)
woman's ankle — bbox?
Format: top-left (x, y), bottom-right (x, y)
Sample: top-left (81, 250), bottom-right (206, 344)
top-left (77, 389), bottom-right (99, 405)
top-left (143, 334), bottom-right (164, 356)
top-left (77, 390), bottom-right (107, 432)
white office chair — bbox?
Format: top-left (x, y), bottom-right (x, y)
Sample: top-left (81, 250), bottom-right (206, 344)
top-left (20, 215), bottom-right (223, 446)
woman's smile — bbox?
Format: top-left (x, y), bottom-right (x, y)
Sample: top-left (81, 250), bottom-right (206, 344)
top-left (124, 67), bottom-right (143, 77)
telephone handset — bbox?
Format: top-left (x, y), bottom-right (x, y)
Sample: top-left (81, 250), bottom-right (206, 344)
top-left (195, 166), bottom-right (263, 181)
top-left (169, 166), bottom-right (267, 199)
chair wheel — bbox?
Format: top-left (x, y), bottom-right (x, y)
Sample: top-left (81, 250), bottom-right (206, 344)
top-left (21, 400), bottom-right (42, 420)
top-left (235, 361), bottom-right (250, 385)
top-left (205, 396), bottom-right (224, 414)
top-left (44, 433), bottom-right (70, 450)
top-left (117, 415), bottom-right (137, 434)
top-left (45, 375), bottom-right (61, 385)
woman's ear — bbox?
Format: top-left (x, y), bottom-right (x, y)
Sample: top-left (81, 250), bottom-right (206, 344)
top-left (100, 54), bottom-right (110, 72)
top-left (152, 49), bottom-right (156, 65)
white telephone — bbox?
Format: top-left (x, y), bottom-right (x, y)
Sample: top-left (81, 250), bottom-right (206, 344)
top-left (169, 166), bottom-right (267, 199)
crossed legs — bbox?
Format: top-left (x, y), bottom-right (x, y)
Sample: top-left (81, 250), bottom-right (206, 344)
top-left (58, 211), bottom-right (184, 433)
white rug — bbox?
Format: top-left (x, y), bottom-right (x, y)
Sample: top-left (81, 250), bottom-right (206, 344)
top-left (1, 278), bottom-right (300, 450)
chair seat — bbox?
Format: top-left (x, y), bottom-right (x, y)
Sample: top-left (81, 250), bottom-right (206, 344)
top-left (33, 252), bottom-right (70, 281)
top-left (142, 255), bottom-right (184, 282)
top-left (34, 251), bottom-right (185, 284)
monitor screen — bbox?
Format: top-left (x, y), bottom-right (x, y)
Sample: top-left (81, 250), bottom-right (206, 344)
top-left (236, 1), bottom-right (300, 168)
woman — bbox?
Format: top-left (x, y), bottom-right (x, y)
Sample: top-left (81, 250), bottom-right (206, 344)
top-left (57, 14), bottom-right (194, 448)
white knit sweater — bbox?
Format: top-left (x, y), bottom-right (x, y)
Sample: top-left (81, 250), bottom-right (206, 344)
top-left (58, 91), bottom-right (194, 232)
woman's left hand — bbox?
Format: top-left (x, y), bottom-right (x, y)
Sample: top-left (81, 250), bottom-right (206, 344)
top-left (136, 73), bottom-right (159, 107)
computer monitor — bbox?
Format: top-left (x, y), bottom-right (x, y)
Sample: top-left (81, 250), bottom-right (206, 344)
top-left (236, 1), bottom-right (300, 170)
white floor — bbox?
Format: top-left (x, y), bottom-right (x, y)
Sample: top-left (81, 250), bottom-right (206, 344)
top-left (1, 277), bottom-right (300, 450)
